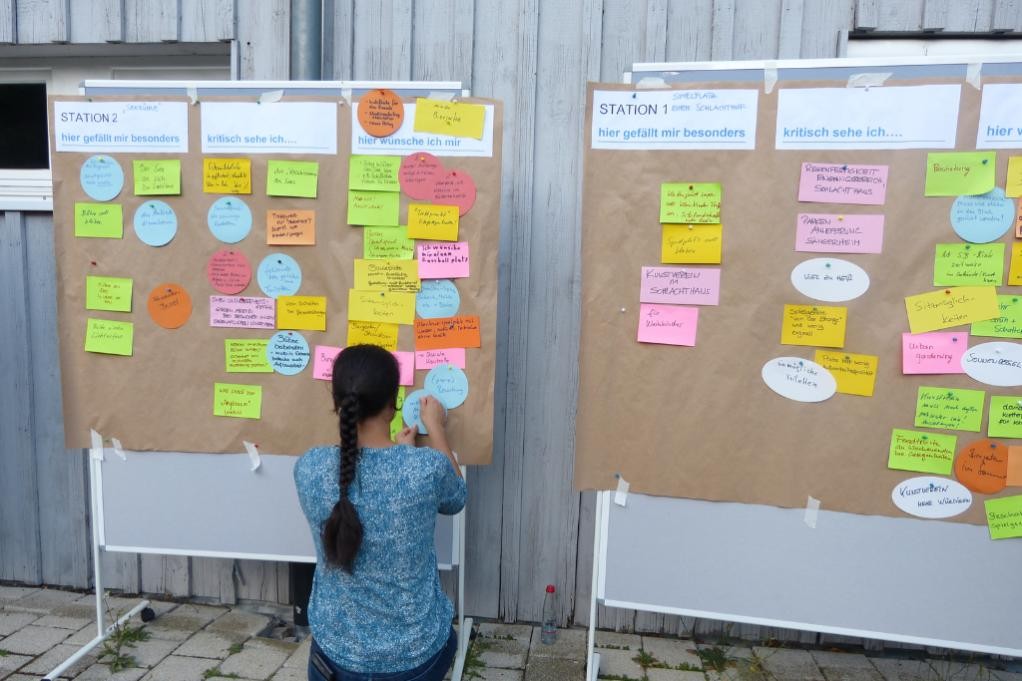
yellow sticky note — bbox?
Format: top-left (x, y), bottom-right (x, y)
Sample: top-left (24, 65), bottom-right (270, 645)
top-left (347, 320), bottom-right (399, 350)
top-left (354, 259), bottom-right (420, 293)
top-left (133, 160), bottom-right (181, 195)
top-left (905, 286), bottom-right (1000, 334)
top-left (74, 203), bottom-right (123, 238)
top-left (85, 276), bottom-right (133, 312)
top-left (413, 98), bottom-right (486, 139)
top-left (407, 204), bottom-right (459, 241)
top-left (924, 152), bottom-right (996, 196)
top-left (348, 289), bottom-right (415, 325)
top-left (813, 350), bottom-right (878, 396)
top-left (224, 339), bottom-right (272, 373)
top-left (1010, 242), bottom-right (1022, 285)
top-left (661, 224), bottom-right (722, 264)
top-left (267, 209), bottom-right (316, 245)
top-left (781, 304), bottom-right (847, 348)
top-left (204, 158), bottom-right (252, 194)
top-left (213, 382), bottom-right (262, 419)
top-left (277, 295), bottom-right (327, 331)
top-left (84, 318), bottom-right (134, 356)
top-left (267, 160), bottom-right (319, 198)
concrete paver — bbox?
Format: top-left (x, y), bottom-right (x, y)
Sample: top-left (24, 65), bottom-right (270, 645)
top-left (477, 669), bottom-right (524, 680)
top-left (34, 613), bottom-right (95, 630)
top-left (18, 641), bottom-right (96, 677)
top-left (0, 612), bottom-right (39, 637)
top-left (206, 610), bottom-right (272, 638)
top-left (0, 587), bottom-right (40, 604)
top-left (595, 646), bottom-right (644, 678)
top-left (142, 604), bottom-right (225, 642)
top-left (0, 652), bottom-right (34, 678)
top-left (753, 646), bottom-right (826, 681)
top-left (870, 657), bottom-right (933, 681)
top-left (270, 667), bottom-right (306, 681)
top-left (524, 656), bottom-right (585, 681)
top-left (477, 636), bottom-right (530, 669)
top-left (123, 637), bottom-right (181, 669)
top-left (642, 635), bottom-right (703, 669)
top-left (647, 670), bottom-right (707, 681)
top-left (594, 630), bottom-right (642, 650)
top-left (217, 640), bottom-right (289, 679)
top-left (138, 654), bottom-right (215, 681)
top-left (0, 624), bottom-right (73, 655)
top-left (812, 650), bottom-right (885, 681)
top-left (529, 627), bottom-right (587, 660)
top-left (478, 622), bottom-right (535, 646)
top-left (280, 637), bottom-right (310, 669)
top-left (74, 663), bottom-right (148, 681)
top-left (172, 630), bottom-right (245, 659)
top-left (10, 589), bottom-right (84, 613)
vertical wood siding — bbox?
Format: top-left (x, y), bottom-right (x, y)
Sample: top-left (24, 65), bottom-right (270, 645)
top-left (3, 0), bottom-right (1022, 638)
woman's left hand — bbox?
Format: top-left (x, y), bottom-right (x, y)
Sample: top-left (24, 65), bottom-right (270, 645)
top-left (396, 425), bottom-right (418, 445)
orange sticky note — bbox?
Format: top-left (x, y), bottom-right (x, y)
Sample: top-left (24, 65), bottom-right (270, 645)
top-left (267, 209), bottom-right (316, 245)
top-left (414, 315), bottom-right (481, 351)
top-left (407, 204), bottom-right (459, 241)
top-left (1008, 445), bottom-right (1022, 487)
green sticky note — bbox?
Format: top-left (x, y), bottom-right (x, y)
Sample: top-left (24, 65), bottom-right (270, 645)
top-left (934, 243), bottom-right (1004, 286)
top-left (224, 339), bottom-right (273, 373)
top-left (986, 495), bottom-right (1022, 539)
top-left (660, 183), bottom-right (721, 224)
top-left (914, 386), bottom-right (985, 433)
top-left (74, 202), bottom-right (123, 238)
top-left (85, 276), bottom-right (133, 312)
top-left (349, 155), bottom-right (401, 192)
top-left (971, 295), bottom-right (1022, 338)
top-left (988, 396), bottom-right (1022, 437)
top-left (389, 386), bottom-right (407, 440)
top-left (348, 190), bottom-right (400, 226)
top-left (364, 226), bottom-right (415, 260)
top-left (924, 152), bottom-right (996, 196)
top-left (133, 159), bottom-right (181, 195)
top-left (267, 160), bottom-right (319, 198)
top-left (84, 318), bottom-right (134, 356)
top-left (888, 428), bottom-right (956, 475)
top-left (213, 382), bottom-right (262, 419)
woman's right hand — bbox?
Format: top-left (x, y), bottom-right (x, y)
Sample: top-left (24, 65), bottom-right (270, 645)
top-left (419, 395), bottom-right (446, 434)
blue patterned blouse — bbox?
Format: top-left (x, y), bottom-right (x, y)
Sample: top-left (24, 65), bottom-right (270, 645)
top-left (294, 444), bottom-right (467, 673)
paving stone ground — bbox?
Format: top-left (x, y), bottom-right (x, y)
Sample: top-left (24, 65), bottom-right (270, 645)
top-left (0, 585), bottom-right (1019, 681)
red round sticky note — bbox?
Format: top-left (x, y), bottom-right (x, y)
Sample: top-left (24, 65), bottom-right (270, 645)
top-left (358, 89), bottom-right (404, 138)
top-left (400, 152), bottom-right (445, 200)
top-left (954, 438), bottom-right (1008, 495)
top-left (207, 248), bottom-right (252, 294)
top-left (431, 169), bottom-right (477, 216)
top-left (148, 283), bottom-right (192, 329)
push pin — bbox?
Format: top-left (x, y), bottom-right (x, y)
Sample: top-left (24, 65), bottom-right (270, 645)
top-left (945, 289), bottom-right (951, 295)
top-left (620, 307), bottom-right (626, 313)
top-left (837, 215), bottom-right (844, 221)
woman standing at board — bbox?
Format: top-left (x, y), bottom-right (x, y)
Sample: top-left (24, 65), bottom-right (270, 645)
top-left (294, 344), bottom-right (466, 681)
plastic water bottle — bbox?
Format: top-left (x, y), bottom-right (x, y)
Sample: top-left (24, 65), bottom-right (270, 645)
top-left (541, 584), bottom-right (557, 644)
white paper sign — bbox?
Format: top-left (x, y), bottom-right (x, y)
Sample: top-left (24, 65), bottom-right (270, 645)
top-left (591, 89), bottom-right (759, 150)
top-left (891, 476), bottom-right (972, 519)
top-left (761, 357), bottom-right (836, 402)
top-left (775, 84), bottom-right (961, 150)
top-left (201, 102), bottom-right (337, 154)
top-left (54, 101), bottom-right (188, 153)
top-left (961, 341), bottom-right (1022, 386)
top-left (977, 83), bottom-right (1022, 148)
top-left (790, 258), bottom-right (870, 302)
top-left (352, 103), bottom-right (494, 157)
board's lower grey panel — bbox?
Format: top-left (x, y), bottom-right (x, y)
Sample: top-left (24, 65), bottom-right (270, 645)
top-left (100, 452), bottom-right (456, 567)
top-left (603, 493), bottom-right (1022, 652)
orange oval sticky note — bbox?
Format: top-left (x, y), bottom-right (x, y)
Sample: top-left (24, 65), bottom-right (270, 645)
top-left (148, 283), bottom-right (192, 329)
top-left (954, 438), bottom-right (1009, 494)
top-left (358, 89), bottom-right (404, 138)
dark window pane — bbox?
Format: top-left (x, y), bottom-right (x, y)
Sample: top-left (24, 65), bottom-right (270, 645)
top-left (0, 83), bottom-right (49, 169)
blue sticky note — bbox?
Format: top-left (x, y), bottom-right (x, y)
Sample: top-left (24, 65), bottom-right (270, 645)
top-left (267, 331), bottom-right (310, 375)
top-left (133, 200), bottom-right (178, 247)
top-left (415, 279), bottom-right (461, 319)
top-left (950, 187), bottom-right (1015, 243)
top-left (424, 364), bottom-right (469, 409)
top-left (80, 155), bottom-right (124, 201)
top-left (401, 388), bottom-right (446, 435)
top-left (257, 253), bottom-right (302, 298)
top-left (207, 196), bottom-right (253, 244)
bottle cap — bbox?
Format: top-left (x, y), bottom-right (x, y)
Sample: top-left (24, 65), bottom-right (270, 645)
top-left (546, 584), bottom-right (555, 593)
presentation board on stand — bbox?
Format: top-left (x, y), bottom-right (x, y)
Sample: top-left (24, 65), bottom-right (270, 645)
top-left (579, 58), bottom-right (1022, 677)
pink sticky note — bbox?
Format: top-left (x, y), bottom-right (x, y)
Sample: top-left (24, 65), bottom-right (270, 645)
top-left (393, 351), bottom-right (414, 385)
top-left (639, 266), bottom-right (720, 306)
top-left (313, 345), bottom-right (343, 381)
top-left (637, 304), bottom-right (698, 346)
top-left (901, 332), bottom-right (967, 374)
top-left (795, 213), bottom-right (885, 254)
top-left (417, 241), bottom-right (470, 279)
top-left (415, 348), bottom-right (467, 370)
top-left (210, 296), bottom-right (275, 329)
top-left (798, 162), bottom-right (889, 205)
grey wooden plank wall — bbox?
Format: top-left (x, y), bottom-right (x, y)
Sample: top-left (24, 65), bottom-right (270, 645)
top-left (3, 0), bottom-right (1022, 639)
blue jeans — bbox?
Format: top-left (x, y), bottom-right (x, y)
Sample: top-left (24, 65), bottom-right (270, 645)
top-left (308, 628), bottom-right (458, 681)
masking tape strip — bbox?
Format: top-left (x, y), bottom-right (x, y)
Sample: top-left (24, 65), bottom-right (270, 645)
top-left (613, 474), bottom-right (630, 507)
top-left (966, 62), bottom-right (983, 90)
top-left (244, 441), bottom-right (261, 472)
top-left (258, 90), bottom-right (284, 105)
top-left (89, 429), bottom-right (104, 461)
top-left (847, 72), bottom-right (891, 89)
top-left (110, 437), bottom-right (126, 461)
top-left (186, 87), bottom-right (198, 106)
top-left (340, 88), bottom-right (352, 106)
top-left (635, 77), bottom-right (669, 90)
top-left (763, 63), bottom-right (778, 95)
top-left (1007, 445), bottom-right (1022, 487)
top-left (804, 495), bottom-right (821, 528)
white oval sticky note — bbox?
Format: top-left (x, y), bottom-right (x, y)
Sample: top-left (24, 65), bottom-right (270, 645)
top-left (267, 331), bottom-right (310, 375)
top-left (402, 388), bottom-right (446, 434)
top-left (257, 253), bottom-right (302, 298)
top-left (950, 188), bottom-right (1014, 243)
top-left (761, 357), bottom-right (836, 402)
top-left (207, 196), bottom-right (253, 243)
top-left (790, 258), bottom-right (870, 302)
top-left (961, 341), bottom-right (1022, 386)
top-left (424, 365), bottom-right (469, 409)
top-left (891, 476), bottom-right (972, 519)
top-left (80, 155), bottom-right (124, 201)
top-left (133, 200), bottom-right (178, 247)
top-left (416, 279), bottom-right (461, 319)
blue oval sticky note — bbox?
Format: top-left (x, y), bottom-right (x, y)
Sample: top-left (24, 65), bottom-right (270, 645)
top-left (207, 197), bottom-right (253, 243)
top-left (950, 187), bottom-right (1015, 243)
top-left (401, 388), bottom-right (446, 434)
top-left (257, 253), bottom-right (302, 297)
top-left (133, 200), bottom-right (178, 247)
top-left (416, 279), bottom-right (461, 319)
top-left (80, 155), bottom-right (124, 201)
top-left (267, 331), bottom-right (310, 375)
top-left (424, 364), bottom-right (469, 409)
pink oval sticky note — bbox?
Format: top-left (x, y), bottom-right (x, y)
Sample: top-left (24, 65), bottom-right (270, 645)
top-left (400, 152), bottom-right (445, 200)
top-left (207, 249), bottom-right (252, 294)
top-left (431, 169), bottom-right (477, 216)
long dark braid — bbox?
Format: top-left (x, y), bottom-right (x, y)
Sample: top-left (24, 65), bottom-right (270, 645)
top-left (321, 345), bottom-right (400, 573)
